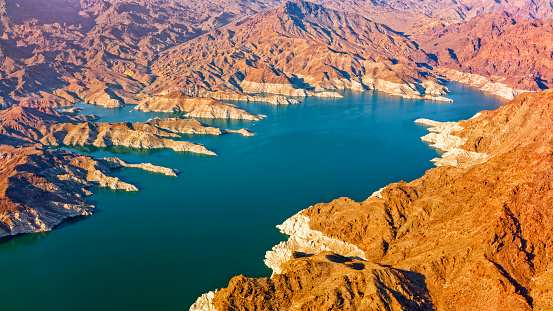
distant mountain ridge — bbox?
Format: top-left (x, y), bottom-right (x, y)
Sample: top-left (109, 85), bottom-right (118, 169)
top-left (0, 0), bottom-right (551, 106)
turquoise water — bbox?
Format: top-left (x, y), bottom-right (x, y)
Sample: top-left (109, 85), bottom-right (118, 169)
top-left (0, 83), bottom-right (504, 311)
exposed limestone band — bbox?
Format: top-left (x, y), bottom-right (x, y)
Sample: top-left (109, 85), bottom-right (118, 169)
top-left (435, 68), bottom-right (531, 100)
top-left (415, 117), bottom-right (489, 168)
top-left (189, 291), bottom-right (218, 311)
top-left (265, 210), bottom-right (367, 275)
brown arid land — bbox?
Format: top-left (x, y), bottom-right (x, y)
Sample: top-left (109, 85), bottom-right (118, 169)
top-left (417, 12), bottom-right (553, 99)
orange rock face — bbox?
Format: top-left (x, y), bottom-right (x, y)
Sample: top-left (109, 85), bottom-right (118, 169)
top-left (204, 89), bottom-right (553, 310)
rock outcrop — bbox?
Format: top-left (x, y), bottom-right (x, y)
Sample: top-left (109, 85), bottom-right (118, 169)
top-left (0, 106), bottom-right (216, 155)
top-left (144, 117), bottom-right (255, 136)
top-left (415, 118), bottom-right (490, 168)
top-left (265, 209), bottom-right (366, 275)
top-left (192, 89), bottom-right (553, 310)
top-left (101, 157), bottom-right (179, 177)
top-left (207, 91), bottom-right (301, 105)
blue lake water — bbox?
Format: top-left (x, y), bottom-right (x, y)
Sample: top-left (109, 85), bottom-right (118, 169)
top-left (0, 83), bottom-right (504, 311)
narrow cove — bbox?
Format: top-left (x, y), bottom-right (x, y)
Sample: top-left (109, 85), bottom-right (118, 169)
top-left (0, 82), bottom-right (504, 311)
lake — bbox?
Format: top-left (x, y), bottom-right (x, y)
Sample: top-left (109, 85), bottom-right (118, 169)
top-left (0, 83), bottom-right (504, 311)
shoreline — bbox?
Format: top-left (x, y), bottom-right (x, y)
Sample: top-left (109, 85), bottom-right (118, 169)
top-left (189, 109), bottom-right (483, 311)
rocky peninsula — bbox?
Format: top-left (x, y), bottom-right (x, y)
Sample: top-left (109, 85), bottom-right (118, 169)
top-left (0, 145), bottom-right (178, 238)
top-left (144, 117), bottom-right (255, 136)
top-left (0, 106), bottom-right (217, 155)
top-left (135, 92), bottom-right (264, 121)
top-left (191, 90), bottom-right (553, 310)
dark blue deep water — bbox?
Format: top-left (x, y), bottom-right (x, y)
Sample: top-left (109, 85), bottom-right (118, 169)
top-left (0, 83), bottom-right (504, 310)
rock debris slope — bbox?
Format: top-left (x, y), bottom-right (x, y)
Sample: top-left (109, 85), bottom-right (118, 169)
top-left (192, 90), bottom-right (553, 310)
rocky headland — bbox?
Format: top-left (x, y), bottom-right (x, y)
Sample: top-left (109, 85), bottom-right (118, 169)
top-left (0, 145), bottom-right (178, 238)
top-left (144, 117), bottom-right (254, 136)
top-left (191, 89), bottom-right (553, 310)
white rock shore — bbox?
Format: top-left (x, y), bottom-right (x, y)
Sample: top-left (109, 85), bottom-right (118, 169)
top-left (415, 117), bottom-right (489, 168)
top-left (189, 209), bottom-right (367, 311)
top-left (435, 68), bottom-right (531, 100)
top-left (265, 210), bottom-right (367, 275)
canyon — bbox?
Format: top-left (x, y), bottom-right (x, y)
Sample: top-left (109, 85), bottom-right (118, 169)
top-left (193, 90), bottom-right (553, 310)
top-left (1, 0), bottom-right (553, 310)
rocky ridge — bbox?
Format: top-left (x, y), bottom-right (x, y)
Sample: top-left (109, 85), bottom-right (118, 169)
top-left (0, 106), bottom-right (217, 155)
top-left (192, 89), bottom-right (553, 310)
top-left (144, 117), bottom-right (254, 136)
top-left (135, 92), bottom-right (264, 121)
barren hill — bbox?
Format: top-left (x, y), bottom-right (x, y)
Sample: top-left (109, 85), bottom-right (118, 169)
top-left (151, 0), bottom-right (448, 99)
